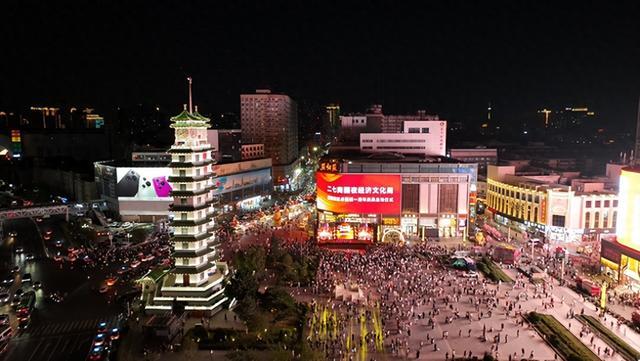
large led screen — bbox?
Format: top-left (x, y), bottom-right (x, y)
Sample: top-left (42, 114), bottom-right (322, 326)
top-left (617, 168), bottom-right (640, 249)
top-left (116, 167), bottom-right (173, 201)
top-left (213, 168), bottom-right (271, 195)
top-left (316, 173), bottom-right (401, 214)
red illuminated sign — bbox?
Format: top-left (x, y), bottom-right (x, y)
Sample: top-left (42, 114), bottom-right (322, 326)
top-left (316, 173), bottom-right (402, 214)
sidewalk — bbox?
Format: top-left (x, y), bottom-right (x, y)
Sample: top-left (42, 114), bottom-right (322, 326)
top-left (502, 267), bottom-right (634, 360)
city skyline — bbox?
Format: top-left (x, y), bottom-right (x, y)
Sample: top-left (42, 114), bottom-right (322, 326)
top-left (2, 2), bottom-right (640, 130)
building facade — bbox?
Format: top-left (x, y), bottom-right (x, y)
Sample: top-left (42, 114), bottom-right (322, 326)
top-left (240, 89), bottom-right (298, 185)
top-left (359, 120), bottom-right (447, 157)
top-left (147, 103), bottom-right (227, 314)
top-left (449, 148), bottom-right (498, 176)
top-left (316, 152), bottom-right (477, 243)
top-left (241, 144), bottom-right (264, 160)
top-left (486, 165), bottom-right (618, 242)
top-left (212, 157), bottom-right (273, 212)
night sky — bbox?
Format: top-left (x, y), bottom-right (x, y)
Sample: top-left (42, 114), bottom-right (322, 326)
top-left (2, 1), bottom-right (640, 129)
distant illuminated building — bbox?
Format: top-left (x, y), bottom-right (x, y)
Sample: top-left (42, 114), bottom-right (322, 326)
top-left (325, 104), bottom-right (340, 128)
top-left (549, 107), bottom-right (595, 130)
top-left (30, 106), bottom-right (61, 128)
top-left (10, 130), bottom-right (21, 158)
top-left (538, 108), bottom-right (552, 128)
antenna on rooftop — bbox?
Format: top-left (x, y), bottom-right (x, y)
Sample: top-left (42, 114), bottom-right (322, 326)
top-left (187, 77), bottom-right (193, 113)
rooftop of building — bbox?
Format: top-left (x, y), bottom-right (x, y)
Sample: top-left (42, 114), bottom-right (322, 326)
top-left (170, 106), bottom-right (210, 123)
top-left (98, 155), bottom-right (272, 169)
top-left (96, 159), bottom-right (169, 168)
top-left (493, 172), bottom-right (617, 196)
top-left (324, 149), bottom-right (468, 164)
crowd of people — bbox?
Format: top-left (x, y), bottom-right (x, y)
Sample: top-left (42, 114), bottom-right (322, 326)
top-left (292, 238), bottom-right (585, 361)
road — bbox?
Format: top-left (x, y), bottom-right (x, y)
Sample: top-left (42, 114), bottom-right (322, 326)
top-left (0, 216), bottom-right (125, 361)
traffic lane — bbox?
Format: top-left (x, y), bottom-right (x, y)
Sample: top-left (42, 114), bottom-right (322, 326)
top-left (5, 334), bottom-right (93, 361)
top-left (35, 216), bottom-right (70, 258)
top-left (7, 312), bottom-right (122, 361)
top-left (2, 218), bottom-right (47, 262)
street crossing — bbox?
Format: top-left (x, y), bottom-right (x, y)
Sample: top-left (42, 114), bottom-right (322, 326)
top-left (4, 315), bottom-right (120, 361)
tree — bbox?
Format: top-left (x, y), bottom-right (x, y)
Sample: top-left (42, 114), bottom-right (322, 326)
top-left (225, 268), bottom-right (259, 301)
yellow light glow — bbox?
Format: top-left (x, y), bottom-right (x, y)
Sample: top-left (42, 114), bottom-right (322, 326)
top-left (617, 169), bottom-right (640, 249)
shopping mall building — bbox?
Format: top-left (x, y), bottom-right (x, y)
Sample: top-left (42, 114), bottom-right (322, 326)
top-left (486, 165), bottom-right (618, 243)
top-left (316, 151), bottom-right (477, 243)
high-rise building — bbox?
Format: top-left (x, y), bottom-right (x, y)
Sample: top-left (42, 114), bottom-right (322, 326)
top-left (147, 79), bottom-right (227, 314)
top-left (241, 89), bottom-right (298, 165)
top-left (240, 89), bottom-right (298, 185)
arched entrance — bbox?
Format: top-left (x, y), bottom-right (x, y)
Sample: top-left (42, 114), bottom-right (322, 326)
top-left (382, 228), bottom-right (405, 244)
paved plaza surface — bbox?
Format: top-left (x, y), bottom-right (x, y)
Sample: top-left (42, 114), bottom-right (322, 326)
top-left (303, 244), bottom-right (558, 361)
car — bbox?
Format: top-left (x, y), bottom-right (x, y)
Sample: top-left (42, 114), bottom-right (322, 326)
top-left (105, 277), bottom-right (117, 287)
top-left (24, 253), bottom-right (35, 261)
top-left (8, 232), bottom-right (17, 237)
top-left (93, 333), bottom-right (108, 347)
top-left (10, 266), bottom-right (20, 274)
top-left (22, 273), bottom-right (32, 283)
top-left (43, 234), bottom-right (51, 241)
top-left (33, 281), bottom-right (41, 290)
top-left (98, 286), bottom-right (109, 294)
top-left (130, 260), bottom-right (141, 269)
top-left (35, 217), bottom-right (43, 223)
top-left (2, 276), bottom-right (13, 286)
top-left (10, 296), bottom-right (21, 309)
top-left (116, 266), bottom-right (130, 275)
top-left (0, 315), bottom-right (8, 326)
top-left (463, 271), bottom-right (479, 278)
top-left (97, 321), bottom-right (108, 333)
top-left (14, 247), bottom-right (23, 254)
top-left (0, 293), bottom-right (9, 304)
top-left (55, 240), bottom-right (63, 248)
top-left (109, 327), bottom-right (120, 341)
top-left (53, 255), bottom-right (63, 262)
top-left (88, 346), bottom-right (108, 361)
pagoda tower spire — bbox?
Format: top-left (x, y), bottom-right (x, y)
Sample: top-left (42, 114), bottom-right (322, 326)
top-left (146, 80), bottom-right (228, 315)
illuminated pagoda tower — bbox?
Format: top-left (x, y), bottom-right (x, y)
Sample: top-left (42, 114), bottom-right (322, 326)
top-left (146, 78), bottom-right (228, 314)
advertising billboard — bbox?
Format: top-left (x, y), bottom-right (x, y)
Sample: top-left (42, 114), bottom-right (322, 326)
top-left (212, 168), bottom-right (271, 195)
top-left (317, 222), bottom-right (375, 244)
top-left (316, 173), bottom-right (402, 214)
top-left (116, 168), bottom-right (173, 201)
